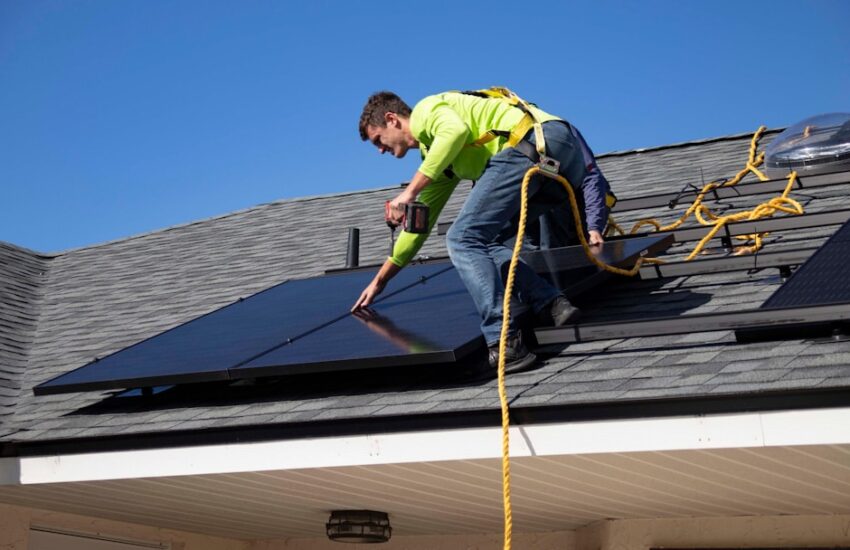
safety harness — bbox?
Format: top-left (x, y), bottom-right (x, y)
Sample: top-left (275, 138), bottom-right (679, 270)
top-left (461, 86), bottom-right (560, 176)
top-left (460, 87), bottom-right (618, 211)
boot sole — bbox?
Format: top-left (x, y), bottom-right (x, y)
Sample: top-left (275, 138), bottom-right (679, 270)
top-left (503, 352), bottom-right (538, 375)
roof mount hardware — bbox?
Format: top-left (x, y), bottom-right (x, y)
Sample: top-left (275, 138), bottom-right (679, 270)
top-left (535, 303), bottom-right (850, 345)
top-left (537, 219), bottom-right (850, 345)
top-left (437, 170), bottom-right (850, 235)
top-left (638, 247), bottom-right (815, 280)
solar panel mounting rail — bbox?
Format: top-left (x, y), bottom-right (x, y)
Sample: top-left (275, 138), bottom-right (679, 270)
top-left (536, 218), bottom-right (850, 345)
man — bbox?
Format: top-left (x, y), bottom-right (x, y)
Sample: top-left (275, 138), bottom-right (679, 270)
top-left (351, 90), bottom-right (610, 372)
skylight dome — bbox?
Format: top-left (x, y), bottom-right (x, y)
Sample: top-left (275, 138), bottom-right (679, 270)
top-left (764, 113), bottom-right (850, 178)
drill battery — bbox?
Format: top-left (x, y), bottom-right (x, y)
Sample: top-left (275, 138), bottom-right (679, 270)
top-left (385, 201), bottom-right (430, 234)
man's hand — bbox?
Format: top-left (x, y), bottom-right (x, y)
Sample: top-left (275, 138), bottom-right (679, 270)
top-left (352, 278), bottom-right (386, 311)
top-left (387, 190), bottom-right (415, 226)
top-left (588, 230), bottom-right (604, 246)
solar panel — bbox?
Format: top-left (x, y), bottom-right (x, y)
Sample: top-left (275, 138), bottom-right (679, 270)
top-left (760, 220), bottom-right (850, 308)
top-left (736, 219), bottom-right (850, 341)
top-left (34, 262), bottom-right (460, 395)
top-left (233, 267), bottom-right (483, 377)
top-left (523, 234), bottom-right (674, 296)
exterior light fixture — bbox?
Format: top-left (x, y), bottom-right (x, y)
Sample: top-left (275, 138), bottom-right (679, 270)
top-left (326, 510), bottom-right (392, 543)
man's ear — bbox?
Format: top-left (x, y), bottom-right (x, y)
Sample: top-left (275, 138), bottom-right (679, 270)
top-left (384, 112), bottom-right (399, 128)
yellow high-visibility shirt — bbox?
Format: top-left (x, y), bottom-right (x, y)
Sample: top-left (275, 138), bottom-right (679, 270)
top-left (389, 91), bottom-right (559, 267)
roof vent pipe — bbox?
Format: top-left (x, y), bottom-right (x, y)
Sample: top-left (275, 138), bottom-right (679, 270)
top-left (346, 228), bottom-right (360, 268)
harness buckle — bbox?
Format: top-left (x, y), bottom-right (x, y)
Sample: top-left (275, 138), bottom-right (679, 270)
top-left (538, 156), bottom-right (561, 178)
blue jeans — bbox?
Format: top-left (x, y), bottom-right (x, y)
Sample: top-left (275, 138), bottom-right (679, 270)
top-left (446, 121), bottom-right (588, 345)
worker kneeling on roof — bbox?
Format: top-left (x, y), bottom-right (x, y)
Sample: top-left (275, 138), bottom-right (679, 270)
top-left (352, 89), bottom-right (611, 372)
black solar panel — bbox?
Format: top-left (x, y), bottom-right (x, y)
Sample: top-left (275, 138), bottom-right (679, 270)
top-left (34, 262), bottom-right (463, 395)
top-left (736, 219), bottom-right (850, 342)
top-left (234, 267), bottom-right (483, 377)
top-left (761, 220), bottom-right (850, 308)
top-left (523, 234), bottom-right (674, 295)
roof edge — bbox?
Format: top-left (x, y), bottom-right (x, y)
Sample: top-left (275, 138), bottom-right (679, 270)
top-left (3, 404), bottom-right (849, 485)
top-left (0, 241), bottom-right (57, 260)
top-left (4, 386), bottom-right (850, 459)
top-left (33, 182), bottom-right (409, 256)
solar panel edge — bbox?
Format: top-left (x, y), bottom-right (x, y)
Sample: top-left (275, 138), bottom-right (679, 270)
top-left (33, 369), bottom-right (233, 396)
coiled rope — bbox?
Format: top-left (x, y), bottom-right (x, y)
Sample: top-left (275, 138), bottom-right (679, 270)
top-left (609, 127), bottom-right (802, 258)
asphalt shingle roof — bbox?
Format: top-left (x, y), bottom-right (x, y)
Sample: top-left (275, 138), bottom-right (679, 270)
top-left (0, 243), bottom-right (50, 423)
top-left (3, 127), bottom-right (850, 449)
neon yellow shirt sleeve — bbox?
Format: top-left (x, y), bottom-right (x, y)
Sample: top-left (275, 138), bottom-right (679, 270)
top-left (415, 102), bottom-right (470, 180)
top-left (389, 174), bottom-right (459, 267)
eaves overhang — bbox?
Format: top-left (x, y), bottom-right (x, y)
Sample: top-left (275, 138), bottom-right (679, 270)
top-left (1, 403), bottom-right (849, 486)
top-left (5, 386), bottom-right (850, 459)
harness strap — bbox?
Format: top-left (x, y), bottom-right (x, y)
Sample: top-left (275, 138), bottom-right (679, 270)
top-left (461, 87), bottom-right (546, 156)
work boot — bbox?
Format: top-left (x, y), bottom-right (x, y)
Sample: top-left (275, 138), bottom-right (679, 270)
top-left (542, 295), bottom-right (581, 327)
top-left (488, 332), bottom-right (537, 374)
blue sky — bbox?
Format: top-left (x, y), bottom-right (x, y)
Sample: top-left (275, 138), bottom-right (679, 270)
top-left (2, 0), bottom-right (848, 252)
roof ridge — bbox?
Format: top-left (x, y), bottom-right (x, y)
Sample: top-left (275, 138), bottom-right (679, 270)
top-left (46, 183), bottom-right (407, 256)
top-left (0, 240), bottom-right (58, 259)
top-left (597, 128), bottom-right (782, 159)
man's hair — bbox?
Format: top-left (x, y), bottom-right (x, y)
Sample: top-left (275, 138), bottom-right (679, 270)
top-left (359, 91), bottom-right (412, 141)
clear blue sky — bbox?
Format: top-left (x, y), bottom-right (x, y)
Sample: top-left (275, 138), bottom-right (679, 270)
top-left (2, 0), bottom-right (848, 252)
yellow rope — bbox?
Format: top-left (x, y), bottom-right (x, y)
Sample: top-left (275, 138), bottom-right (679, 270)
top-left (617, 126), bottom-right (802, 259)
top-left (628, 126), bottom-right (770, 236)
top-left (498, 166), bottom-right (664, 550)
top-left (498, 125), bottom-right (799, 549)
top-left (685, 171), bottom-right (801, 260)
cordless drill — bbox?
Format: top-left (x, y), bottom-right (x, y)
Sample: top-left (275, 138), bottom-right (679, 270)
top-left (385, 201), bottom-right (430, 254)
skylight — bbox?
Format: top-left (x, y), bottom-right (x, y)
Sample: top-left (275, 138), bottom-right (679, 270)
top-left (764, 113), bottom-right (850, 178)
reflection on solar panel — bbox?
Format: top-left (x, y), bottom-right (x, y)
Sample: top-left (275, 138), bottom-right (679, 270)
top-left (34, 234), bottom-right (673, 396)
top-left (234, 267), bottom-right (483, 378)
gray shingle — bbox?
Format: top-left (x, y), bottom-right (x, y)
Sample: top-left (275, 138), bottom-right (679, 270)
top-left (0, 242), bottom-right (52, 424)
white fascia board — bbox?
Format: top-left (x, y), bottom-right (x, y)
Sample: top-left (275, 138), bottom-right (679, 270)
top-left (3, 407), bottom-right (850, 485)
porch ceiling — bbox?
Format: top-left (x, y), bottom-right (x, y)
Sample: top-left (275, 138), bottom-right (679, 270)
top-left (1, 444), bottom-right (849, 540)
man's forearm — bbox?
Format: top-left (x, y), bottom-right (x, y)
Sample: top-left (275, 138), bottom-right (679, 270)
top-left (401, 171), bottom-right (433, 201)
top-left (375, 257), bottom-right (402, 285)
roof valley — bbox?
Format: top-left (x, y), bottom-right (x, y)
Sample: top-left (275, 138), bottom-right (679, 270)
top-left (0, 242), bottom-right (54, 430)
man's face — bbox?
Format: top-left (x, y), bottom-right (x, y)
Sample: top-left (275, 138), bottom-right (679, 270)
top-left (366, 113), bottom-right (414, 158)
